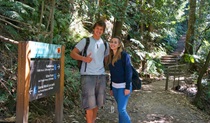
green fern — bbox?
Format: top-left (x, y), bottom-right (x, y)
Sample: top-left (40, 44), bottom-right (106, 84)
top-left (4, 25), bottom-right (21, 39)
top-left (0, 0), bottom-right (34, 20)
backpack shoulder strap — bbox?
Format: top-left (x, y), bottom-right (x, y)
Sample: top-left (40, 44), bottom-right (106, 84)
top-left (103, 40), bottom-right (108, 55)
top-left (83, 37), bottom-right (90, 56)
top-left (81, 37), bottom-right (90, 72)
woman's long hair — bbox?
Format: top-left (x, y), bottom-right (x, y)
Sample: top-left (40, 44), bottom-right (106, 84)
top-left (108, 36), bottom-right (124, 66)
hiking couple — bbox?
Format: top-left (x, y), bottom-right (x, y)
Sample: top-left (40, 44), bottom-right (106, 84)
top-left (70, 20), bottom-right (133, 123)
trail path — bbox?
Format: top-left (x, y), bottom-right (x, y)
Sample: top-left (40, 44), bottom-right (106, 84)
top-left (97, 80), bottom-right (210, 123)
top-left (67, 80), bottom-right (210, 123)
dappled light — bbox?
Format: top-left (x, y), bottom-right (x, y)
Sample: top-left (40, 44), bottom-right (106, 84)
top-left (1, 0), bottom-right (210, 122)
top-left (145, 113), bottom-right (173, 123)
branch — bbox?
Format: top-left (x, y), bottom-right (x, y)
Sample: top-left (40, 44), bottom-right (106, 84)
top-left (0, 35), bottom-right (19, 44)
top-left (195, 25), bottom-right (210, 53)
top-left (0, 18), bottom-right (24, 31)
top-left (0, 14), bottom-right (36, 33)
top-left (0, 79), bottom-right (12, 96)
top-left (0, 14), bottom-right (30, 26)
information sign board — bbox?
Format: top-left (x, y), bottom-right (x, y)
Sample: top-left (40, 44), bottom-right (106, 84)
top-left (29, 59), bottom-right (60, 101)
top-left (16, 29), bottom-right (65, 123)
top-left (28, 41), bottom-right (62, 101)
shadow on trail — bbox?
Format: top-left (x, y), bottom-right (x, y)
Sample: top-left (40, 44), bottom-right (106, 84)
top-left (96, 79), bottom-right (210, 123)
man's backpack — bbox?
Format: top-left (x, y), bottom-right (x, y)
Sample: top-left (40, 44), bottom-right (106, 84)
top-left (122, 52), bottom-right (142, 91)
top-left (77, 37), bottom-right (90, 71)
top-left (77, 37), bottom-right (107, 71)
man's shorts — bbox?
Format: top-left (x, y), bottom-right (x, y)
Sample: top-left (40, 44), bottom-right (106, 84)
top-left (81, 75), bottom-right (107, 110)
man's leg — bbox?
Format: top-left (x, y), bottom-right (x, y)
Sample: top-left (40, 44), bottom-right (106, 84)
top-left (86, 107), bottom-right (98, 123)
top-left (92, 107), bottom-right (98, 122)
top-left (86, 109), bottom-right (93, 123)
top-left (81, 76), bottom-right (96, 123)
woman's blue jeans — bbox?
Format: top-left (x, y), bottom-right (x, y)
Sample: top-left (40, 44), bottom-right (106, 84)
top-left (112, 86), bottom-right (132, 123)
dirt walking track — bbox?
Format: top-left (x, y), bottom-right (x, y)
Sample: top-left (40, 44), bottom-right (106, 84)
top-left (67, 79), bottom-right (210, 123)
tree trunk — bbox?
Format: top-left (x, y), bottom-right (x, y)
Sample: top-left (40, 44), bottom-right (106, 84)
top-left (38, 0), bottom-right (44, 42)
top-left (88, 0), bottom-right (95, 22)
top-left (112, 0), bottom-right (128, 37)
top-left (96, 0), bottom-right (101, 20)
top-left (141, 0), bottom-right (154, 51)
top-left (194, 50), bottom-right (210, 104)
top-left (140, 0), bottom-right (145, 43)
top-left (195, 0), bottom-right (205, 53)
top-left (50, 0), bottom-right (56, 44)
top-left (198, 0), bottom-right (204, 19)
top-left (112, 20), bottom-right (123, 37)
top-left (185, 0), bottom-right (196, 54)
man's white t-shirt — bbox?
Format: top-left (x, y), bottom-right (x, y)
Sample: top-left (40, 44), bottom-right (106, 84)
top-left (76, 37), bottom-right (109, 75)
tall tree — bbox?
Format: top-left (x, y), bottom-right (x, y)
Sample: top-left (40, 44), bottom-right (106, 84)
top-left (194, 50), bottom-right (210, 105)
top-left (195, 0), bottom-right (206, 53)
top-left (50, 0), bottom-right (56, 43)
top-left (112, 0), bottom-right (129, 37)
top-left (185, 0), bottom-right (196, 54)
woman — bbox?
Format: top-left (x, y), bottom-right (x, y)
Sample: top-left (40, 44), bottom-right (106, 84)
top-left (108, 37), bottom-right (132, 123)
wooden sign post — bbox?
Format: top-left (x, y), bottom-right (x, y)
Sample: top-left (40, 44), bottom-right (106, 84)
top-left (16, 41), bottom-right (65, 123)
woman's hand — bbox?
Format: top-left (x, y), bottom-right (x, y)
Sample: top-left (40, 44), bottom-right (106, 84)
top-left (124, 89), bottom-right (130, 95)
top-left (110, 90), bottom-right (113, 96)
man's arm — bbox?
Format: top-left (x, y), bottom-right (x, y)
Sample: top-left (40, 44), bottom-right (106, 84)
top-left (70, 48), bottom-right (92, 63)
top-left (70, 47), bottom-right (83, 60)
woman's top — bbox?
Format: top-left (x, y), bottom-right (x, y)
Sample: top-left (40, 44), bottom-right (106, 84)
top-left (109, 51), bottom-right (132, 90)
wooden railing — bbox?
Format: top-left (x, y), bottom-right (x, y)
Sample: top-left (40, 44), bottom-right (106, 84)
top-left (164, 64), bottom-right (189, 90)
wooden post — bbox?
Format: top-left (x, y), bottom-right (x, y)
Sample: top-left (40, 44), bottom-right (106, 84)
top-left (16, 42), bottom-right (30, 123)
top-left (165, 68), bottom-right (169, 90)
top-left (55, 46), bottom-right (65, 123)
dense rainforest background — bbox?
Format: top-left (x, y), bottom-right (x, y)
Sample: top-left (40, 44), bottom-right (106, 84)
top-left (0, 0), bottom-right (210, 122)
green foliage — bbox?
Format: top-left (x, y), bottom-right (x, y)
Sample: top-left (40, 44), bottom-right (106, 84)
top-left (0, 0), bottom-right (35, 39)
top-left (0, 93), bottom-right (7, 103)
top-left (194, 81), bottom-right (210, 115)
top-left (160, 21), bottom-right (187, 53)
top-left (0, 44), bottom-right (18, 116)
top-left (0, 0), bottom-right (34, 20)
top-left (144, 53), bottom-right (164, 76)
top-left (0, 80), bottom-right (16, 116)
top-left (29, 97), bottom-right (55, 122)
top-left (207, 87), bottom-right (210, 99)
top-left (183, 54), bottom-right (195, 63)
top-left (64, 67), bottom-right (81, 108)
top-left (0, 0), bottom-right (72, 43)
top-left (51, 1), bottom-right (72, 44)
top-left (4, 25), bottom-right (21, 39)
top-left (197, 40), bottom-right (210, 60)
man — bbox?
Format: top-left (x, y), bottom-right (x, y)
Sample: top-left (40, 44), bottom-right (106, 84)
top-left (70, 20), bottom-right (109, 123)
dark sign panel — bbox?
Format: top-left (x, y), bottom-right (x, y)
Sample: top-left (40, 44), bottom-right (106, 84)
top-left (29, 59), bottom-right (60, 101)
